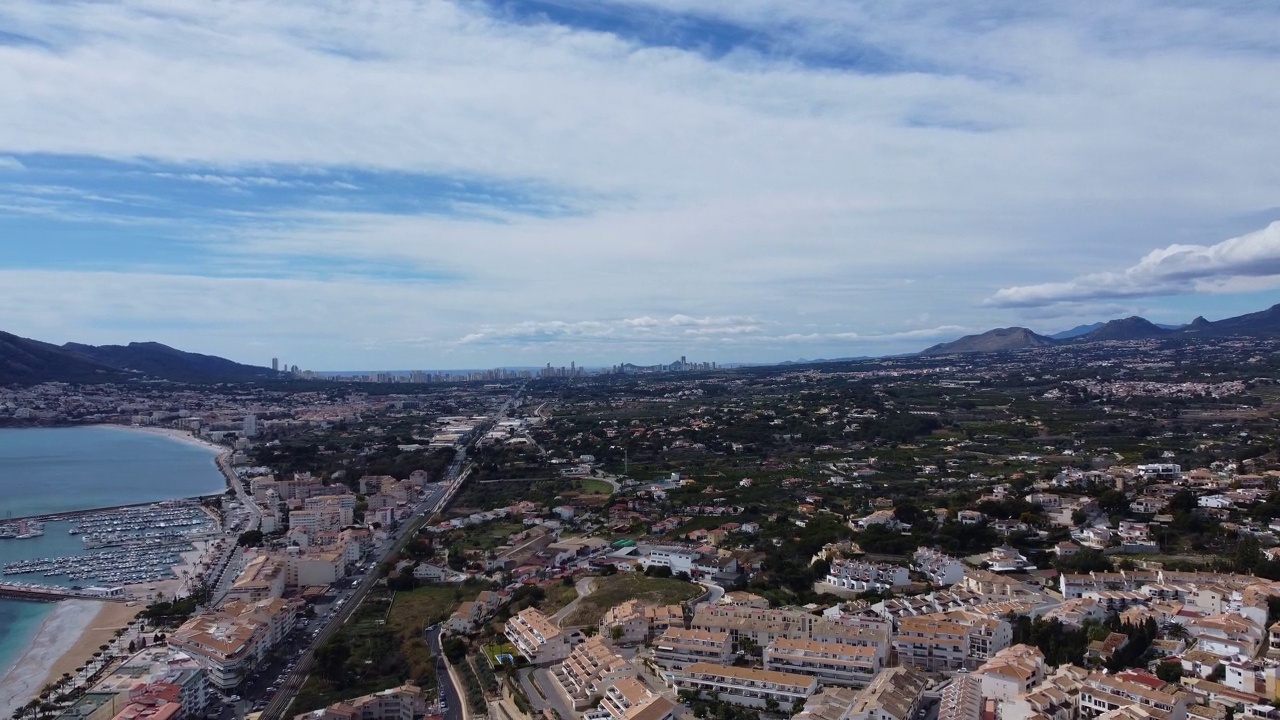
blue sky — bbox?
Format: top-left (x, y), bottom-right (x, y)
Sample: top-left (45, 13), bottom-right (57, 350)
top-left (3, 1), bottom-right (1280, 369)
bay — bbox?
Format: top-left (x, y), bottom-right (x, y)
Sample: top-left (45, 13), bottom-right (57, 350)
top-left (0, 425), bottom-right (227, 680)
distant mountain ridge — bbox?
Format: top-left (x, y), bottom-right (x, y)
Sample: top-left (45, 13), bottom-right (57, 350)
top-left (1075, 316), bottom-right (1171, 342)
top-left (921, 327), bottom-right (1057, 355)
top-left (920, 303), bottom-right (1280, 356)
top-left (1048, 323), bottom-right (1104, 340)
top-left (0, 332), bottom-right (280, 385)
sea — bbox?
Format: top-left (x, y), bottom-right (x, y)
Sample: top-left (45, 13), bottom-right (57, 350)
top-left (0, 426), bottom-right (226, 680)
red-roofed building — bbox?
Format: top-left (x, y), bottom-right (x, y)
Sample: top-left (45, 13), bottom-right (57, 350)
top-left (111, 683), bottom-right (183, 720)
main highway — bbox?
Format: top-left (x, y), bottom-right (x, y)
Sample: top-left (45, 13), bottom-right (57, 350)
top-left (258, 392), bottom-right (517, 720)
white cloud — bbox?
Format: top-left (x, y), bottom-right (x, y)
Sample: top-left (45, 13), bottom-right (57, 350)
top-left (2, 2), bottom-right (1280, 364)
top-left (0, 156), bottom-right (23, 170)
top-left (989, 222), bottom-right (1280, 307)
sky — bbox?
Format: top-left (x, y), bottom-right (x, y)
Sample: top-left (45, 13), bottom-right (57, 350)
top-left (3, 1), bottom-right (1280, 370)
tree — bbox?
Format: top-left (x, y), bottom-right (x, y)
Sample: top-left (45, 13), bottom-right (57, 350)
top-left (1234, 535), bottom-right (1264, 575)
top-left (315, 637), bottom-right (351, 684)
top-left (236, 530), bottom-right (264, 547)
top-left (1156, 660), bottom-right (1183, 684)
top-left (1097, 490), bottom-right (1129, 516)
top-left (611, 626), bottom-right (624, 643)
top-left (442, 637), bottom-right (468, 664)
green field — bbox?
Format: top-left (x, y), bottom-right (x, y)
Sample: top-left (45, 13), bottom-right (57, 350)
top-left (577, 478), bottom-right (614, 495)
top-left (562, 573), bottom-right (701, 627)
top-left (387, 583), bottom-right (484, 631)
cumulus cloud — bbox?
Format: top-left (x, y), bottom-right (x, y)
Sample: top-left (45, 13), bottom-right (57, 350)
top-left (989, 222), bottom-right (1280, 308)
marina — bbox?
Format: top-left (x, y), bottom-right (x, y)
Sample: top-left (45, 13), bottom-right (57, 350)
top-left (0, 521), bottom-right (45, 540)
top-left (0, 500), bottom-right (221, 589)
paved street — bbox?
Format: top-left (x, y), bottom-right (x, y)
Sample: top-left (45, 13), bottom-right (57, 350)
top-left (255, 391), bottom-right (518, 720)
top-left (427, 627), bottom-right (463, 720)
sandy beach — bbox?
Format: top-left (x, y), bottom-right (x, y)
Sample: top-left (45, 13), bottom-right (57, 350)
top-left (0, 533), bottom-right (218, 716)
top-left (0, 600), bottom-right (108, 717)
top-left (104, 424), bottom-right (229, 458)
top-left (39, 601), bottom-right (140, 688)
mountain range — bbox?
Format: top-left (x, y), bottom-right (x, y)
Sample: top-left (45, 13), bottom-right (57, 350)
top-left (921, 303), bottom-right (1280, 356)
top-left (8, 301), bottom-right (1280, 383)
top-left (0, 332), bottom-right (280, 385)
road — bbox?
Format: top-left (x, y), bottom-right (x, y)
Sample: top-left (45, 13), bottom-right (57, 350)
top-left (426, 627), bottom-right (463, 720)
top-left (257, 391), bottom-right (517, 720)
top-left (552, 576), bottom-right (596, 623)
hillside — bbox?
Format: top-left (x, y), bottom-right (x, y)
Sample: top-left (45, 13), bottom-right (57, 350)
top-left (0, 332), bottom-right (280, 385)
top-left (62, 341), bottom-right (279, 383)
top-left (921, 327), bottom-right (1058, 356)
top-left (916, 302), bottom-right (1280, 356)
top-left (0, 332), bottom-right (130, 384)
top-left (1074, 316), bottom-right (1171, 342)
top-left (1178, 303), bottom-right (1280, 337)
top-left (1049, 323), bottom-right (1104, 340)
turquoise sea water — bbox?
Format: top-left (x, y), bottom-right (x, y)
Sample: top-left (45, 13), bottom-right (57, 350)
top-left (0, 426), bottom-right (227, 678)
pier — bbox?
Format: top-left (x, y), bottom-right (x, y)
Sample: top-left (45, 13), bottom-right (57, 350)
top-left (1, 495), bottom-right (226, 525)
top-left (0, 582), bottom-right (130, 603)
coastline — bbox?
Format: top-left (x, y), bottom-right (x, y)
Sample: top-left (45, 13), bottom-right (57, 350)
top-left (96, 423), bottom-right (230, 458)
top-left (0, 538), bottom-right (216, 715)
top-left (38, 600), bottom-right (140, 690)
top-left (0, 600), bottom-right (106, 717)
top-left (0, 425), bottom-right (232, 715)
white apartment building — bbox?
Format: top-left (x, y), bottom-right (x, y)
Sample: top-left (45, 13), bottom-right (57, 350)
top-left (652, 628), bottom-right (732, 671)
top-left (294, 684), bottom-right (430, 720)
top-left (764, 638), bottom-right (884, 688)
top-left (893, 611), bottom-right (1012, 672)
top-left (505, 607), bottom-right (582, 665)
top-left (92, 647), bottom-right (210, 718)
top-left (585, 677), bottom-right (678, 720)
top-left (938, 674), bottom-right (982, 720)
top-left (674, 663), bottom-right (818, 712)
top-left (691, 605), bottom-right (816, 648)
top-left (913, 548), bottom-right (967, 587)
top-left (285, 547), bottom-right (346, 587)
top-left (1078, 672), bottom-right (1190, 720)
top-left (553, 636), bottom-right (635, 708)
top-left (599, 600), bottom-right (683, 645)
top-left (825, 559), bottom-right (911, 592)
top-left (973, 644), bottom-right (1045, 702)
top-left (225, 553), bottom-right (287, 602)
top-left (169, 598), bottom-right (295, 690)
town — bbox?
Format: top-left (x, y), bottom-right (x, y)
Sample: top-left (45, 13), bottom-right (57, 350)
top-left (10, 334), bottom-right (1280, 720)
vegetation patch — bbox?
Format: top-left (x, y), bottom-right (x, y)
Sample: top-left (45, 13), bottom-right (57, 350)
top-left (577, 478), bottom-right (614, 495)
top-left (562, 573), bottom-right (700, 627)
